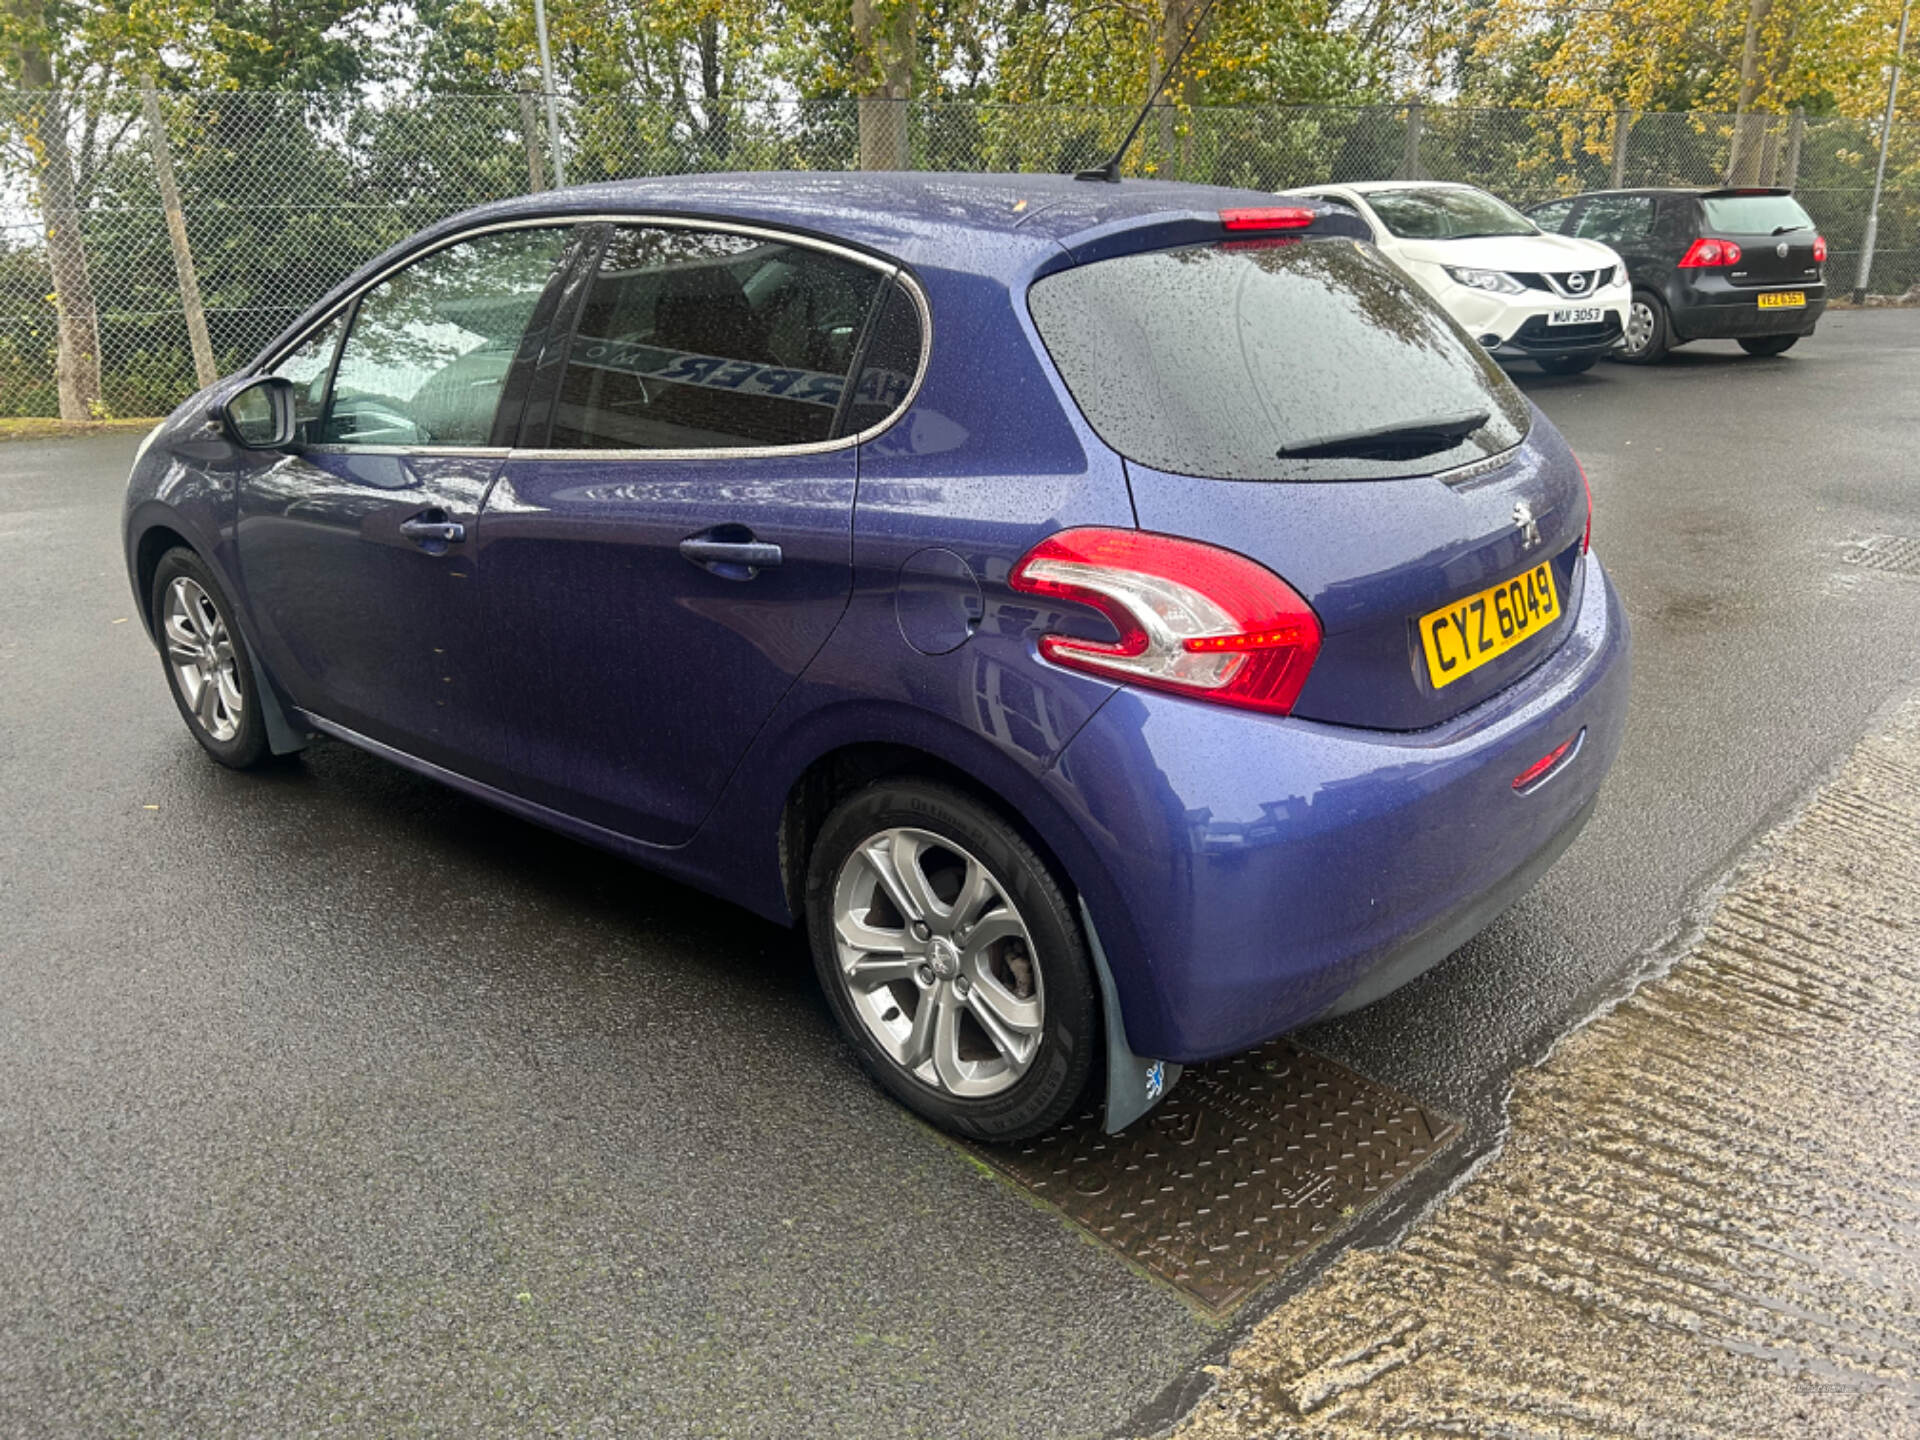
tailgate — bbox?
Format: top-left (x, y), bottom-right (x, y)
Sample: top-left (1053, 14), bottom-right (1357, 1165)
top-left (1027, 230), bottom-right (1587, 730)
top-left (1127, 431), bottom-right (1588, 731)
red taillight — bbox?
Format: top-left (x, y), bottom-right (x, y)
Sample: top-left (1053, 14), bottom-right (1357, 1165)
top-left (1512, 732), bottom-right (1580, 791)
top-left (1009, 528), bottom-right (1322, 716)
top-left (1576, 454), bottom-right (1592, 555)
top-left (1220, 206), bottom-right (1316, 233)
top-left (1813, 234), bottom-right (1828, 263)
top-left (1679, 237), bottom-right (1742, 267)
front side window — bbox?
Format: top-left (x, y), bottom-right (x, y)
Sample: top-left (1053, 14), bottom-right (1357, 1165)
top-left (1574, 195), bottom-right (1653, 244)
top-left (322, 226), bottom-right (571, 448)
top-left (271, 312), bottom-right (344, 441)
top-left (546, 226), bottom-right (888, 451)
top-left (1527, 198), bottom-right (1575, 233)
top-left (1367, 187), bottom-right (1538, 240)
top-left (1028, 238), bottom-right (1531, 483)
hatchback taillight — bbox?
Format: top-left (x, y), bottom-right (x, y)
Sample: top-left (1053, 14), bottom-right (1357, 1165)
top-left (1679, 237), bottom-right (1742, 267)
top-left (1813, 234), bottom-right (1829, 264)
top-left (1009, 528), bottom-right (1322, 716)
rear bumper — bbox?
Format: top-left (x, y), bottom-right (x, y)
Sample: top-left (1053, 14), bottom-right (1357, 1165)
top-left (1050, 554), bottom-right (1631, 1064)
top-left (1669, 276), bottom-right (1827, 340)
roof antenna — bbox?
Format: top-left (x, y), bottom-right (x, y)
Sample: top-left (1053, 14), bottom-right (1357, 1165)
top-left (1075, 0), bottom-right (1225, 183)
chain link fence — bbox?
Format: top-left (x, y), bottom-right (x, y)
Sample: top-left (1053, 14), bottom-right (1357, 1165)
top-left (1, 90), bottom-right (1914, 419)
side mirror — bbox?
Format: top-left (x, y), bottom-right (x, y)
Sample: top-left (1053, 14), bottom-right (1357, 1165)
top-left (215, 376), bottom-right (297, 450)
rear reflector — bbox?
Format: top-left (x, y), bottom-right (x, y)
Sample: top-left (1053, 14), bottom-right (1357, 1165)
top-left (1220, 206), bottom-right (1316, 232)
top-left (1576, 453), bottom-right (1592, 554)
top-left (1513, 730), bottom-right (1583, 791)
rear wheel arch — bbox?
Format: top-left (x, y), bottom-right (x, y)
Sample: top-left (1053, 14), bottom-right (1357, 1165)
top-left (779, 741), bottom-right (1082, 926)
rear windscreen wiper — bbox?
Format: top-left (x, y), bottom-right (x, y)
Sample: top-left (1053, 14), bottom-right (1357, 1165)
top-left (1771, 223), bottom-right (1810, 235)
top-left (1278, 409), bottom-right (1489, 460)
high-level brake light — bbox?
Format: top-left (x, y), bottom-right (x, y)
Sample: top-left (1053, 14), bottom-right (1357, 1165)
top-left (1219, 207), bottom-right (1316, 232)
top-left (1009, 529), bottom-right (1322, 716)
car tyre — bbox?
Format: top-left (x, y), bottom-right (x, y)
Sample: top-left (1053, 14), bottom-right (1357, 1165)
top-left (805, 779), bottom-right (1097, 1142)
top-left (1537, 354), bottom-right (1599, 375)
top-left (1738, 335), bottom-right (1798, 357)
top-left (150, 547), bottom-right (274, 769)
top-left (1615, 292), bottom-right (1670, 364)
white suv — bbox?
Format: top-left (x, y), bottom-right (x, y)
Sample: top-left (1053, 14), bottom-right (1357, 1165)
top-left (1282, 181), bottom-right (1631, 374)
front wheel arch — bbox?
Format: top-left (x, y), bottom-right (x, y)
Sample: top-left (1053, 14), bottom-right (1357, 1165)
top-left (130, 517), bottom-right (311, 757)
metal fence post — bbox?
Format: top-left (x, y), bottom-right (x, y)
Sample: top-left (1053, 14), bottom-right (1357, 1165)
top-left (1857, 0), bottom-right (1912, 301)
top-left (141, 82), bottom-right (216, 390)
top-left (517, 93), bottom-right (548, 191)
top-left (1783, 108), bottom-right (1805, 189)
top-left (1611, 107), bottom-right (1631, 187)
top-left (1401, 102), bottom-right (1422, 180)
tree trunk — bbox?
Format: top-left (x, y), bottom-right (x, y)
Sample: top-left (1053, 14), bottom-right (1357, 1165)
top-left (19, 51), bottom-right (102, 420)
top-left (1726, 0), bottom-right (1776, 185)
top-left (853, 0), bottom-right (913, 170)
top-left (1156, 0), bottom-right (1192, 178)
top-left (698, 19), bottom-right (731, 163)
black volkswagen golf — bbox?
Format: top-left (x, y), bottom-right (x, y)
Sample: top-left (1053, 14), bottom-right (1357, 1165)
top-left (1526, 187), bottom-right (1827, 363)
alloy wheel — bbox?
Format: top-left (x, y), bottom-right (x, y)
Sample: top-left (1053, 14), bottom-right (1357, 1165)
top-left (162, 576), bottom-right (244, 742)
top-left (829, 827), bottom-right (1044, 1099)
top-left (1624, 300), bottom-right (1656, 356)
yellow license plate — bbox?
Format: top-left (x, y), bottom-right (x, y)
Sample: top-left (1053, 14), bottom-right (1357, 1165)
top-left (1757, 290), bottom-right (1806, 309)
top-left (1420, 563), bottom-right (1561, 689)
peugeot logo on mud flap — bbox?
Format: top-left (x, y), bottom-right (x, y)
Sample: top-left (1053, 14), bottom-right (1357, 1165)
top-left (1513, 500), bottom-right (1542, 551)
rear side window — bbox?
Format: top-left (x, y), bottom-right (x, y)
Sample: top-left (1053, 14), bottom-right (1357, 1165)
top-left (1028, 239), bottom-right (1532, 482)
top-left (1700, 193), bottom-right (1815, 235)
top-left (842, 280), bottom-right (923, 436)
top-left (547, 226), bottom-right (887, 451)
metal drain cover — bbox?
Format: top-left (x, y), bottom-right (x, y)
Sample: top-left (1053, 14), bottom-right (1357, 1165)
top-left (1842, 535), bottom-right (1920, 574)
top-left (963, 1041), bottom-right (1459, 1313)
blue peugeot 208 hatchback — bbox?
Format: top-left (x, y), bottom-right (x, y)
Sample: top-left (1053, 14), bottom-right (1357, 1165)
top-left (123, 172), bottom-right (1630, 1142)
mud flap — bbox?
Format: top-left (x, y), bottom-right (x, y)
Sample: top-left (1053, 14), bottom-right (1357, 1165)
top-left (1079, 898), bottom-right (1181, 1134)
top-left (238, 619), bottom-right (311, 756)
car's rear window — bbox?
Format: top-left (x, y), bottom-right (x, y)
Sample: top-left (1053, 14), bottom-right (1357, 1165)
top-left (1700, 193), bottom-right (1815, 235)
top-left (1027, 238), bottom-right (1532, 482)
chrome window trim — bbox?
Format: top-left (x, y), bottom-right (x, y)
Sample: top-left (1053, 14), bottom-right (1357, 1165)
top-left (257, 212), bottom-right (931, 462)
top-left (296, 445), bottom-right (513, 459)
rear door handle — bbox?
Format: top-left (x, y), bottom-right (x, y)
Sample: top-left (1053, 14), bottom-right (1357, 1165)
top-left (400, 517), bottom-right (465, 545)
top-left (679, 535), bottom-right (783, 578)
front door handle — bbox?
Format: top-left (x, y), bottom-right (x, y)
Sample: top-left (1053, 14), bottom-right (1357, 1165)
top-left (400, 516), bottom-right (465, 545)
top-left (679, 533), bottom-right (783, 579)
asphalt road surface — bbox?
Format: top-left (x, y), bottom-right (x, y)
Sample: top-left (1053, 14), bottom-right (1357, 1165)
top-left (5, 312), bottom-right (1920, 1438)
